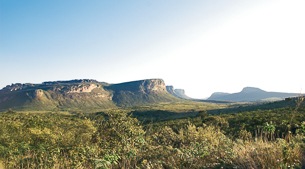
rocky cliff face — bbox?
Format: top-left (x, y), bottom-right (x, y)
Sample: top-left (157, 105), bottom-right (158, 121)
top-left (3, 83), bottom-right (35, 91)
top-left (0, 80), bottom-right (115, 111)
top-left (140, 79), bottom-right (167, 93)
top-left (108, 79), bottom-right (167, 94)
top-left (0, 79), bottom-right (181, 111)
top-left (174, 89), bottom-right (190, 99)
top-left (166, 86), bottom-right (192, 99)
top-left (106, 79), bottom-right (178, 107)
top-left (166, 86), bottom-right (175, 95)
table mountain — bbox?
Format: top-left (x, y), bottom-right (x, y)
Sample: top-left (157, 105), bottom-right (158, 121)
top-left (207, 87), bottom-right (299, 102)
top-left (0, 79), bottom-right (180, 111)
top-left (166, 86), bottom-right (192, 99)
top-left (106, 79), bottom-right (179, 107)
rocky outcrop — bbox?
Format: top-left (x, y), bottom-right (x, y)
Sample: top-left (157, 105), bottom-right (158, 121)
top-left (67, 84), bottom-right (99, 93)
top-left (105, 79), bottom-right (179, 107)
top-left (0, 78), bottom-right (182, 111)
top-left (166, 86), bottom-right (175, 95)
top-left (174, 89), bottom-right (192, 99)
top-left (139, 79), bottom-right (167, 93)
top-left (0, 79), bottom-right (115, 111)
top-left (34, 89), bottom-right (44, 98)
top-left (166, 86), bottom-right (192, 99)
top-left (3, 83), bottom-right (35, 91)
top-left (108, 79), bottom-right (167, 94)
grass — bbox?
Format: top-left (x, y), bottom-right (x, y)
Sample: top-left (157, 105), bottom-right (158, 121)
top-left (0, 161), bottom-right (4, 169)
top-left (232, 139), bottom-right (302, 169)
top-left (130, 101), bottom-right (228, 112)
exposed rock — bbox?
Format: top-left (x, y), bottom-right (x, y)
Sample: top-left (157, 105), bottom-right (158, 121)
top-left (0, 78), bottom-right (182, 111)
top-left (108, 79), bottom-right (167, 94)
top-left (42, 79), bottom-right (99, 85)
top-left (106, 79), bottom-right (179, 107)
top-left (67, 84), bottom-right (99, 93)
top-left (34, 89), bottom-right (44, 98)
top-left (166, 85), bottom-right (192, 99)
top-left (3, 83), bottom-right (34, 91)
top-left (166, 86), bottom-right (175, 95)
top-left (140, 79), bottom-right (166, 93)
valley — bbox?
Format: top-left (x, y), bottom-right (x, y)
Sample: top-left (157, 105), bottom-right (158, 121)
top-left (0, 78), bottom-right (305, 168)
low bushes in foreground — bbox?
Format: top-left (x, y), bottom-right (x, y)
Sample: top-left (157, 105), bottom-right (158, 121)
top-left (0, 110), bottom-right (305, 168)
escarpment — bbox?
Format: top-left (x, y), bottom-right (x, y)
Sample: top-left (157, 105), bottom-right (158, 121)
top-left (0, 79), bottom-right (183, 111)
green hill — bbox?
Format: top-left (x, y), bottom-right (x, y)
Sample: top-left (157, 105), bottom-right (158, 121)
top-left (0, 79), bottom-right (182, 111)
top-left (106, 79), bottom-right (180, 107)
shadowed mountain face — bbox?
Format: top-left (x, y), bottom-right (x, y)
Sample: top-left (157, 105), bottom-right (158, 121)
top-left (106, 79), bottom-right (179, 107)
top-left (207, 87), bottom-right (299, 102)
top-left (0, 79), bottom-right (181, 111)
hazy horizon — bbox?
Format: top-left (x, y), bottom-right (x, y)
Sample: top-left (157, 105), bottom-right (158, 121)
top-left (1, 0), bottom-right (305, 98)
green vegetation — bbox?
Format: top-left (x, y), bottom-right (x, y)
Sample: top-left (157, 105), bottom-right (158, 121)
top-left (0, 97), bottom-right (304, 168)
top-left (129, 101), bottom-right (227, 122)
top-left (110, 91), bottom-right (179, 107)
top-left (0, 79), bottom-right (185, 112)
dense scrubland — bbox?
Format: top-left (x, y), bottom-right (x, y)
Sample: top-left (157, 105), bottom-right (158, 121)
top-left (0, 98), bottom-right (305, 169)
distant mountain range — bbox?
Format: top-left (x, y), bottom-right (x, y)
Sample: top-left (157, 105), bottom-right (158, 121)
top-left (0, 79), bottom-right (184, 111)
top-left (166, 86), bottom-right (192, 100)
top-left (2, 79), bottom-right (301, 111)
top-left (207, 87), bottom-right (300, 102)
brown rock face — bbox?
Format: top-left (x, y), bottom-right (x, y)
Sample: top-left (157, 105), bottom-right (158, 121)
top-left (139, 79), bottom-right (166, 94)
top-left (107, 79), bottom-right (167, 94)
top-left (0, 78), bottom-right (181, 110)
top-left (67, 84), bottom-right (99, 93)
top-left (3, 83), bottom-right (35, 91)
top-left (34, 89), bottom-right (44, 98)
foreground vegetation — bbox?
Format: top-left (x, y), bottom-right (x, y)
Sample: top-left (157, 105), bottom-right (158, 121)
top-left (0, 98), bottom-right (305, 168)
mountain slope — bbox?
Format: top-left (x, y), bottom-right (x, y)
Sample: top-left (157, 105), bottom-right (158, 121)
top-left (208, 92), bottom-right (230, 100)
top-left (0, 80), bottom-right (115, 111)
top-left (0, 79), bottom-right (182, 111)
top-left (207, 87), bottom-right (299, 102)
top-left (107, 79), bottom-right (180, 107)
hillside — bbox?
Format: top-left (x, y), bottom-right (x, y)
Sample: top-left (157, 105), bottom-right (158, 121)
top-left (0, 79), bottom-right (182, 111)
top-left (0, 79), bottom-right (115, 111)
top-left (207, 87), bottom-right (300, 102)
top-left (106, 79), bottom-right (180, 107)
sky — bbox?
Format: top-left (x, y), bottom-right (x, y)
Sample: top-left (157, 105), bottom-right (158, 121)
top-left (0, 0), bottom-right (305, 98)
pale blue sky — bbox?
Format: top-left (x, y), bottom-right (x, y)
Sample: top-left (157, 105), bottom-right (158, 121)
top-left (1, 0), bottom-right (305, 98)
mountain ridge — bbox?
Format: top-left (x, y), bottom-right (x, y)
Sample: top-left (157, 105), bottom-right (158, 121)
top-left (207, 87), bottom-right (300, 102)
top-left (0, 79), bottom-right (182, 111)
